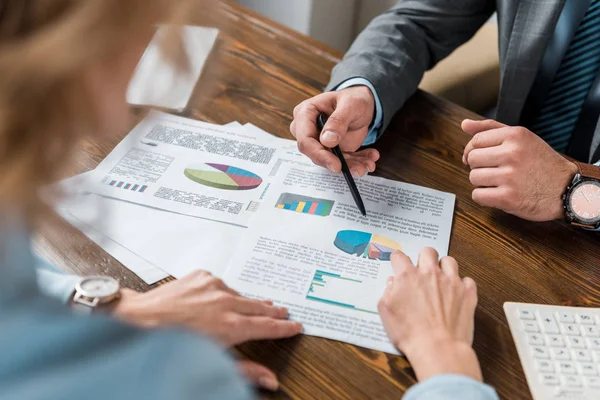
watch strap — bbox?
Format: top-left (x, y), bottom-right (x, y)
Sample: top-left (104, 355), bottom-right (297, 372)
top-left (575, 161), bottom-right (600, 180)
top-left (72, 301), bottom-right (94, 315)
top-left (71, 292), bottom-right (95, 315)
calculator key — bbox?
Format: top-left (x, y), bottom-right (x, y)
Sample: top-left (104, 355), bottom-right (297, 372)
top-left (526, 333), bottom-right (544, 346)
top-left (582, 325), bottom-right (599, 337)
top-left (589, 338), bottom-right (600, 350)
top-left (585, 376), bottom-right (600, 388)
top-left (567, 336), bottom-right (585, 349)
top-left (546, 335), bottom-right (565, 347)
top-left (562, 375), bottom-right (583, 388)
top-left (557, 362), bottom-right (577, 375)
top-left (536, 360), bottom-right (554, 372)
top-left (537, 311), bottom-right (559, 334)
top-left (531, 346), bottom-right (550, 359)
top-left (518, 309), bottom-right (536, 320)
top-left (562, 324), bottom-right (581, 336)
top-left (576, 313), bottom-right (595, 325)
top-left (522, 321), bottom-right (540, 333)
top-left (573, 349), bottom-right (592, 362)
top-left (557, 312), bottom-right (575, 324)
top-left (551, 348), bottom-right (571, 360)
top-left (539, 373), bottom-right (560, 386)
top-left (578, 363), bottom-right (597, 376)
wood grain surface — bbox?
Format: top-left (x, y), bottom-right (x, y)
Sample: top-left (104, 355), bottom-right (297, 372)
top-left (34, 1), bottom-right (600, 399)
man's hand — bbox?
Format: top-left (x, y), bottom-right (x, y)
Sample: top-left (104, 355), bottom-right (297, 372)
top-left (378, 248), bottom-right (482, 382)
top-left (290, 86), bottom-right (380, 176)
top-left (462, 119), bottom-right (578, 221)
top-left (112, 271), bottom-right (303, 391)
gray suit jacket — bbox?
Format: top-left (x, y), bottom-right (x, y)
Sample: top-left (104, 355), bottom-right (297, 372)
top-left (328, 0), bottom-right (600, 163)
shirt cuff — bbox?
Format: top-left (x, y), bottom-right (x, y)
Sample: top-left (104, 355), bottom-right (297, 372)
top-left (34, 253), bottom-right (81, 304)
top-left (334, 77), bottom-right (383, 146)
top-left (403, 374), bottom-right (499, 400)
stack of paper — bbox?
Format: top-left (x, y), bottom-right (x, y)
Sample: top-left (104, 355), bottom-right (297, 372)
top-left (54, 115), bottom-right (283, 283)
top-left (54, 111), bottom-right (456, 354)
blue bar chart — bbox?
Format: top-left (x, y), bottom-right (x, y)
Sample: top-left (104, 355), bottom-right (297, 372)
top-left (306, 270), bottom-right (377, 314)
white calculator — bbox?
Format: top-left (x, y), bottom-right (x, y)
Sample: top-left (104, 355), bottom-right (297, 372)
top-left (504, 302), bottom-right (600, 400)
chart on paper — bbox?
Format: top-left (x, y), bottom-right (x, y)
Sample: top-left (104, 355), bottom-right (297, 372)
top-left (103, 177), bottom-right (148, 193)
top-left (275, 193), bottom-right (334, 216)
top-left (306, 270), bottom-right (377, 314)
top-left (334, 230), bottom-right (402, 261)
top-left (184, 163), bottom-right (263, 190)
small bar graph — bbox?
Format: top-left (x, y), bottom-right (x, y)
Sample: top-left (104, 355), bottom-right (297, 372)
top-left (306, 270), bottom-right (377, 314)
top-left (275, 193), bottom-right (334, 217)
top-left (104, 177), bottom-right (147, 193)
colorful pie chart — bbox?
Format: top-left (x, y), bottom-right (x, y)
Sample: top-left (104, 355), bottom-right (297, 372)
top-left (184, 163), bottom-right (263, 190)
top-left (334, 230), bottom-right (402, 261)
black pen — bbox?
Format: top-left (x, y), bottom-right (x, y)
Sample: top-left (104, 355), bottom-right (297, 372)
top-left (317, 113), bottom-right (367, 217)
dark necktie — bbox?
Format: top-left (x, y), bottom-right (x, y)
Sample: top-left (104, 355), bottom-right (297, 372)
top-left (529, 0), bottom-right (600, 153)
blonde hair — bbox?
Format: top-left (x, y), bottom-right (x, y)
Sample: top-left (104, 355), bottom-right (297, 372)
top-left (0, 0), bottom-right (188, 218)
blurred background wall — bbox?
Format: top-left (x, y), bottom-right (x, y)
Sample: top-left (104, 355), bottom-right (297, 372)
top-left (234, 0), bottom-right (500, 113)
top-left (235, 0), bottom-right (397, 51)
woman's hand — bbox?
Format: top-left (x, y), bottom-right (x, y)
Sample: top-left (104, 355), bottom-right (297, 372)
top-left (378, 248), bottom-right (482, 382)
top-left (112, 271), bottom-right (303, 391)
top-left (113, 270), bottom-right (302, 346)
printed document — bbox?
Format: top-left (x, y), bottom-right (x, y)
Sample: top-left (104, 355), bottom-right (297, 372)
top-left (54, 122), bottom-right (267, 281)
top-left (223, 165), bottom-right (456, 354)
top-left (55, 122), bottom-right (288, 281)
top-left (84, 112), bottom-right (279, 225)
top-left (54, 173), bottom-right (169, 284)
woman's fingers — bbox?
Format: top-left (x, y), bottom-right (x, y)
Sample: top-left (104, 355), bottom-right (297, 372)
top-left (390, 250), bottom-right (414, 277)
top-left (417, 247), bottom-right (440, 274)
top-left (462, 277), bottom-right (478, 309)
top-left (187, 271), bottom-right (240, 296)
top-left (440, 256), bottom-right (459, 278)
top-left (234, 297), bottom-right (289, 319)
top-left (459, 277), bottom-right (478, 344)
top-left (239, 316), bottom-right (303, 342)
top-left (236, 360), bottom-right (279, 391)
top-left (212, 278), bottom-right (240, 296)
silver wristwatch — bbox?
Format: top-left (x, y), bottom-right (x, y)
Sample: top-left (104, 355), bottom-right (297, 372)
top-left (72, 276), bottom-right (121, 314)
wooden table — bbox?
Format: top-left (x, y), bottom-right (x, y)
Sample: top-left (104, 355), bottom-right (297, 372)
top-left (35, 1), bottom-right (600, 399)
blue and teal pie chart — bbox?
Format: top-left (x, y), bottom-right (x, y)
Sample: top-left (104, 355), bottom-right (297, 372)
top-left (184, 163), bottom-right (263, 190)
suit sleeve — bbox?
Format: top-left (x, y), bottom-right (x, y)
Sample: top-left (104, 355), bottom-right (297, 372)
top-left (327, 0), bottom-right (496, 131)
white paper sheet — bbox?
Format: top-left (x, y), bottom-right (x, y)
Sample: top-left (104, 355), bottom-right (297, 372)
top-left (127, 26), bottom-right (219, 111)
top-left (84, 112), bottom-right (279, 226)
top-left (60, 189), bottom-right (244, 280)
top-left (55, 122), bottom-right (282, 280)
top-left (55, 174), bottom-right (169, 284)
top-left (223, 165), bottom-right (456, 354)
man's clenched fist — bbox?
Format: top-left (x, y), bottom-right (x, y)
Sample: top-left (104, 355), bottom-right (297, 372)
top-left (462, 119), bottom-right (578, 221)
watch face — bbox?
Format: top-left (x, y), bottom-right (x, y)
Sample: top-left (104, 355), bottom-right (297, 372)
top-left (77, 276), bottom-right (120, 298)
top-left (568, 180), bottom-right (600, 223)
